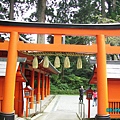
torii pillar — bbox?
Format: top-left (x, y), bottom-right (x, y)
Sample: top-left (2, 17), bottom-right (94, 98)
top-left (0, 32), bottom-right (18, 120)
top-left (95, 35), bottom-right (110, 120)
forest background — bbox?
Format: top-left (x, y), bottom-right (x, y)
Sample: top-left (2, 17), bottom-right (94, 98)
top-left (0, 0), bottom-right (120, 94)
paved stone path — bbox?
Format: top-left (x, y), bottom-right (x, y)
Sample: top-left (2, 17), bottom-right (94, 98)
top-left (35, 95), bottom-right (97, 120)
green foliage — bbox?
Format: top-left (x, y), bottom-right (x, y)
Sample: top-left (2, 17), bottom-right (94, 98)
top-left (51, 89), bottom-right (79, 95)
top-left (50, 57), bottom-right (92, 94)
top-left (57, 83), bottom-right (69, 90)
top-left (50, 83), bottom-right (79, 95)
top-left (50, 83), bottom-right (58, 91)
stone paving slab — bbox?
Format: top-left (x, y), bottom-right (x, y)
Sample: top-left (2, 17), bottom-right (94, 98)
top-left (16, 95), bottom-right (97, 120)
top-left (34, 95), bottom-right (97, 120)
top-left (37, 111), bottom-right (80, 120)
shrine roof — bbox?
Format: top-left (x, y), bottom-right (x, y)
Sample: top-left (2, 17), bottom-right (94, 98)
top-left (89, 60), bottom-right (120, 84)
top-left (0, 20), bottom-right (120, 30)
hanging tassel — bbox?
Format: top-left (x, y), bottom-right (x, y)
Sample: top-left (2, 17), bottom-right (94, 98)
top-left (64, 56), bottom-right (70, 68)
top-left (32, 56), bottom-right (38, 68)
top-left (77, 56), bottom-right (82, 69)
top-left (43, 56), bottom-right (49, 68)
top-left (114, 54), bottom-right (118, 60)
top-left (54, 56), bottom-right (60, 68)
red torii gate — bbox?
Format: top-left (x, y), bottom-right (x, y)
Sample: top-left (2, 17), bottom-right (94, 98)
top-left (0, 20), bottom-right (120, 120)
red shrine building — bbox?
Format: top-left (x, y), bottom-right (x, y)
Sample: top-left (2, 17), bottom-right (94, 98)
top-left (90, 60), bottom-right (120, 118)
top-left (0, 51), bottom-right (60, 117)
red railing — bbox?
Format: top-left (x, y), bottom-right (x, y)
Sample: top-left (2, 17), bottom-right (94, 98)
top-left (108, 101), bottom-right (120, 118)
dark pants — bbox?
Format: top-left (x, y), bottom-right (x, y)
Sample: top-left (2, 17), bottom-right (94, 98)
top-left (79, 95), bottom-right (83, 103)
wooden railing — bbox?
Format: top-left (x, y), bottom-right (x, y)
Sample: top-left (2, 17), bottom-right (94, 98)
top-left (108, 101), bottom-right (120, 118)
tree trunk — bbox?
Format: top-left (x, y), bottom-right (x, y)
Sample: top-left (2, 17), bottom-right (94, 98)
top-left (106, 0), bottom-right (112, 16)
top-left (101, 0), bottom-right (106, 17)
top-left (36, 0), bottom-right (46, 44)
top-left (113, 0), bottom-right (116, 10)
top-left (9, 0), bottom-right (14, 20)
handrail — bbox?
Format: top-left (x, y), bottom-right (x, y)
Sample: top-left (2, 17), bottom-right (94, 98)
top-left (27, 99), bottom-right (42, 117)
top-left (78, 102), bottom-right (85, 119)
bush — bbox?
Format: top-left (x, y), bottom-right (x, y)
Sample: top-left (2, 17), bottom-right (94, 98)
top-left (50, 83), bottom-right (58, 91)
top-left (57, 83), bottom-right (69, 90)
top-left (51, 89), bottom-right (79, 95)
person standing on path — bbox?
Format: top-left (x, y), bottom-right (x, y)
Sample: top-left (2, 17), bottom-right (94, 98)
top-left (92, 89), bottom-right (97, 107)
top-left (79, 86), bottom-right (84, 103)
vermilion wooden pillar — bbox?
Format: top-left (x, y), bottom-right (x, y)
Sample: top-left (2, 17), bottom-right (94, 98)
top-left (41, 74), bottom-right (45, 100)
top-left (30, 69), bottom-right (34, 109)
top-left (36, 72), bottom-right (40, 104)
top-left (0, 32), bottom-right (18, 120)
top-left (45, 75), bottom-right (48, 97)
top-left (95, 35), bottom-right (110, 120)
top-left (47, 75), bottom-right (50, 95)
